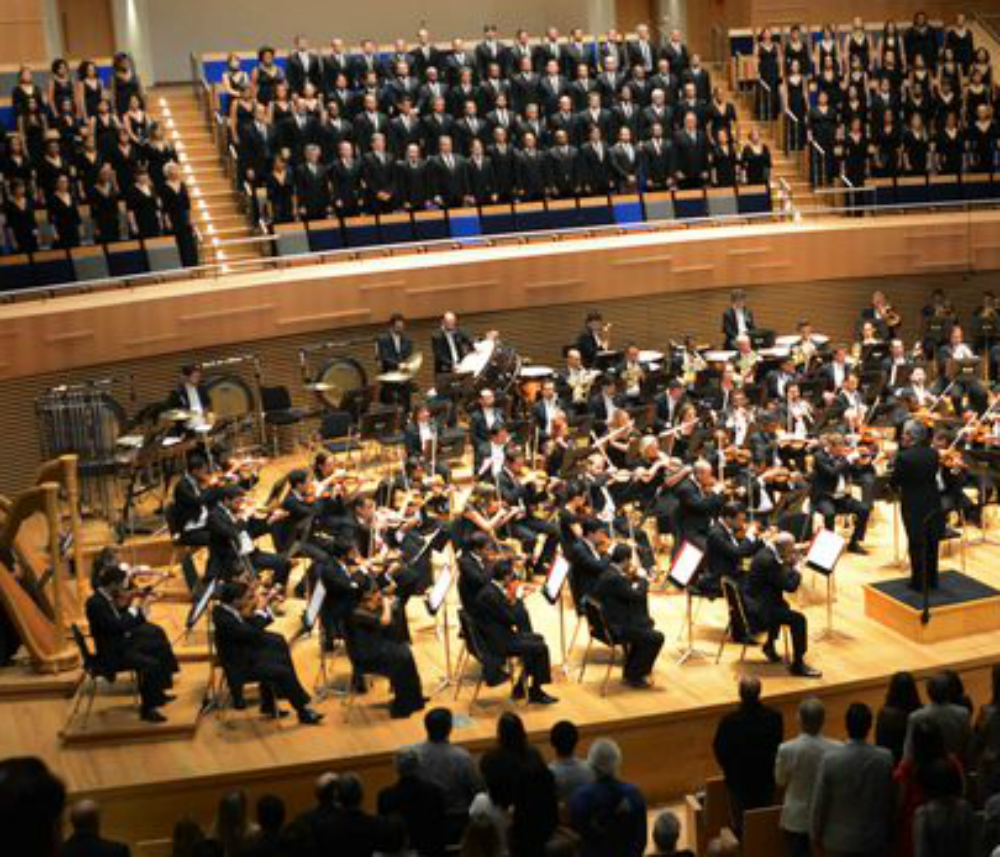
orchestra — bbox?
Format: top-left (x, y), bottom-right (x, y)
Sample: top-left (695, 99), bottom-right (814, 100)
top-left (55, 283), bottom-right (1000, 729)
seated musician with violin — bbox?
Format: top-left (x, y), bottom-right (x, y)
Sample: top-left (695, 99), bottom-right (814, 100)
top-left (810, 433), bottom-right (871, 555)
top-left (212, 580), bottom-right (323, 724)
top-left (458, 531), bottom-right (494, 615)
top-left (346, 579), bottom-right (427, 719)
top-left (206, 486), bottom-right (292, 588)
top-left (654, 378), bottom-right (687, 431)
top-left (566, 519), bottom-right (613, 612)
top-left (170, 454), bottom-right (222, 592)
top-left (496, 447), bottom-right (560, 575)
top-left (473, 559), bottom-right (559, 705)
top-left (764, 355), bottom-right (798, 402)
top-left (674, 460), bottom-right (725, 551)
top-left (311, 539), bottom-right (364, 650)
top-left (592, 543), bottom-right (663, 689)
top-left (589, 376), bottom-right (623, 435)
top-left (933, 430), bottom-right (980, 532)
top-left (743, 532), bottom-right (821, 678)
top-left (270, 468), bottom-right (328, 562)
top-left (530, 379), bottom-right (564, 442)
top-left (702, 504), bottom-right (762, 599)
top-left (86, 564), bottom-right (180, 723)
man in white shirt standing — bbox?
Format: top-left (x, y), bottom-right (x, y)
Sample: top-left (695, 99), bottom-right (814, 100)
top-left (776, 698), bottom-right (840, 857)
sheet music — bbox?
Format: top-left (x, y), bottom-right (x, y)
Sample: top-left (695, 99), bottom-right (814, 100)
top-left (304, 580), bottom-right (326, 630)
top-left (186, 578), bottom-right (216, 629)
top-left (426, 564), bottom-right (453, 615)
top-left (543, 555), bottom-right (571, 604)
top-left (806, 529), bottom-right (846, 575)
top-left (668, 542), bottom-right (705, 588)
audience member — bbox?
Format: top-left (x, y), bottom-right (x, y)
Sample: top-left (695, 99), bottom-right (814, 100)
top-left (912, 758), bottom-right (978, 857)
top-left (63, 799), bottom-right (130, 857)
top-left (974, 664), bottom-right (1000, 803)
top-left (548, 720), bottom-right (595, 805)
top-left (905, 672), bottom-right (972, 764)
top-left (569, 738), bottom-right (646, 857)
top-left (712, 675), bottom-right (784, 833)
top-left (649, 810), bottom-right (694, 857)
top-left (315, 772), bottom-right (388, 856)
top-left (377, 746), bottom-right (447, 856)
top-left (811, 702), bottom-right (895, 857)
top-left (878, 671), bottom-right (923, 765)
top-left (210, 790), bottom-right (256, 857)
top-left (0, 756), bottom-right (66, 857)
top-left (775, 697), bottom-right (840, 857)
top-left (243, 794), bottom-right (284, 857)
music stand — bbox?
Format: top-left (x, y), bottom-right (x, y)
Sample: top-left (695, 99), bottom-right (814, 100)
top-left (947, 357), bottom-right (982, 381)
top-left (862, 343), bottom-right (890, 367)
top-left (543, 554), bottom-right (573, 674)
top-left (425, 562), bottom-right (455, 694)
top-left (595, 350), bottom-right (623, 372)
top-left (806, 529), bottom-right (846, 641)
top-left (751, 329), bottom-right (775, 349)
top-left (559, 444), bottom-right (595, 478)
top-left (964, 449), bottom-right (1000, 547)
top-left (668, 542), bottom-right (709, 665)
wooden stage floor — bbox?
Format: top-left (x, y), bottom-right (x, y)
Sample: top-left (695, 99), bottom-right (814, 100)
top-left (5, 486), bottom-right (1000, 845)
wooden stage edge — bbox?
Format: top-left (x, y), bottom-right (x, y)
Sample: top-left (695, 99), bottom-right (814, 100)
top-left (8, 506), bottom-right (1000, 845)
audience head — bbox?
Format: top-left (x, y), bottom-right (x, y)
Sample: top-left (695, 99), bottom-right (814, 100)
top-left (0, 756), bottom-right (66, 857)
top-left (424, 707), bottom-right (453, 743)
top-left (652, 810), bottom-right (681, 853)
top-left (587, 738), bottom-right (622, 780)
top-left (496, 711), bottom-right (528, 754)
top-left (338, 773), bottom-right (364, 810)
top-left (798, 697), bottom-right (826, 736)
top-left (314, 772), bottom-right (339, 806)
top-left (550, 720), bottom-right (580, 759)
top-left (926, 672), bottom-right (951, 705)
top-left (69, 799), bottom-right (101, 835)
top-left (170, 816), bottom-right (207, 857)
top-left (845, 702), bottom-right (873, 741)
top-left (738, 675), bottom-right (762, 706)
top-left (885, 671), bottom-right (921, 712)
top-left (395, 745), bottom-right (420, 778)
top-left (255, 794), bottom-right (285, 835)
top-left (213, 790), bottom-right (251, 851)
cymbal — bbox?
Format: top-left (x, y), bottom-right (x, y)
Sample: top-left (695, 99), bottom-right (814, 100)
top-left (160, 409), bottom-right (194, 422)
top-left (378, 372), bottom-right (412, 384)
top-left (305, 382), bottom-right (337, 392)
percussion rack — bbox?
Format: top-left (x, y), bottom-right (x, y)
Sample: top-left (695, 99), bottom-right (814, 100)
top-left (35, 373), bottom-right (136, 522)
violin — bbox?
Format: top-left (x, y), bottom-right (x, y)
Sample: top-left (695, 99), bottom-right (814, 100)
top-left (940, 448), bottom-right (968, 470)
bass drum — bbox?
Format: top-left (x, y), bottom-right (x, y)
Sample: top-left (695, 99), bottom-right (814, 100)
top-left (206, 374), bottom-right (255, 419)
top-left (478, 344), bottom-right (522, 394)
top-left (313, 357), bottom-right (368, 409)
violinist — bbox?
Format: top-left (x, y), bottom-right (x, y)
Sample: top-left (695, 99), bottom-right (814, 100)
top-left (404, 404), bottom-right (450, 480)
top-left (474, 560), bottom-right (559, 705)
top-left (750, 410), bottom-right (804, 496)
top-left (891, 421), bottom-right (944, 591)
top-left (674, 460), bottom-right (725, 550)
top-left (780, 382), bottom-right (814, 450)
top-left (810, 433), bottom-right (871, 555)
top-left (476, 423), bottom-right (511, 479)
top-left (764, 355), bottom-right (798, 402)
top-left (217, 449), bottom-right (263, 493)
top-left (497, 448), bottom-right (560, 574)
top-left (701, 504), bottom-right (762, 599)
top-left (530, 379), bottom-right (564, 442)
top-left (206, 486), bottom-right (292, 586)
top-left (452, 483), bottom-right (514, 551)
top-left (602, 409), bottom-right (636, 468)
top-left (654, 378), bottom-right (687, 431)
top-left (86, 564), bottom-right (179, 723)
top-left (541, 412), bottom-right (572, 476)
top-left (835, 373), bottom-right (867, 429)
top-left (936, 326), bottom-right (988, 414)
top-left (592, 543), bottom-right (663, 688)
top-left (743, 532), bottom-right (821, 678)
top-left (933, 430), bottom-right (978, 534)
top-left (589, 375), bottom-right (623, 434)
top-left (819, 345), bottom-right (852, 404)
top-left (628, 436), bottom-right (688, 563)
top-left (902, 366), bottom-right (935, 410)
top-left (882, 339), bottom-right (913, 401)
top-left (271, 469), bottom-right (327, 562)
top-left (170, 454), bottom-right (220, 590)
top-left (346, 584), bottom-right (427, 719)
top-left (212, 581), bottom-right (323, 724)
top-left (566, 518), bottom-right (613, 610)
top-left (458, 531), bottom-right (494, 615)
top-left (312, 538), bottom-right (364, 650)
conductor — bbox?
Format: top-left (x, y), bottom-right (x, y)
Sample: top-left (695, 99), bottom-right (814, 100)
top-left (890, 420), bottom-right (944, 591)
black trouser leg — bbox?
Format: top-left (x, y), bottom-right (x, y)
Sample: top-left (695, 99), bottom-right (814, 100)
top-left (619, 627), bottom-right (664, 681)
top-left (254, 661), bottom-right (310, 711)
top-left (769, 605), bottom-right (808, 663)
top-left (509, 633), bottom-right (551, 687)
top-left (251, 551), bottom-right (291, 587)
top-left (784, 830), bottom-right (811, 857)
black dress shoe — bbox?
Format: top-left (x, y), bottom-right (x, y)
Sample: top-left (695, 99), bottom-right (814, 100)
top-left (261, 706), bottom-right (290, 720)
top-left (624, 677), bottom-right (652, 689)
top-left (297, 707), bottom-right (324, 725)
top-left (140, 708), bottom-right (167, 723)
top-left (761, 644), bottom-right (782, 664)
top-left (846, 542), bottom-right (868, 555)
top-left (527, 688), bottom-right (559, 705)
top-left (231, 696), bottom-right (247, 711)
top-left (789, 662), bottom-right (823, 679)
top-left (160, 693), bottom-right (177, 704)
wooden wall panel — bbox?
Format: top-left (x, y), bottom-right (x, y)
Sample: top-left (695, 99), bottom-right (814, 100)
top-left (744, 0), bottom-right (995, 27)
top-left (0, 0), bottom-right (47, 63)
top-left (57, 0), bottom-right (114, 58)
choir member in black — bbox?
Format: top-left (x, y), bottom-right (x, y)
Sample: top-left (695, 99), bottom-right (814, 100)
top-left (935, 112), bottom-right (965, 176)
top-left (111, 52), bottom-right (144, 115)
top-left (740, 128), bottom-right (772, 185)
top-left (376, 312), bottom-right (414, 409)
top-left (3, 179), bottom-right (37, 254)
top-left (295, 144), bottom-right (331, 221)
top-left (345, 583), bottom-right (425, 718)
top-left (206, 486), bottom-right (292, 587)
top-left (872, 114), bottom-right (902, 178)
top-left (936, 325), bottom-right (988, 414)
top-left (330, 141), bottom-right (363, 217)
top-left (841, 117), bottom-right (870, 190)
top-left (474, 561), bottom-right (558, 704)
top-left (395, 144), bottom-right (432, 211)
top-left (609, 127), bottom-right (640, 192)
top-left (263, 155), bottom-right (295, 225)
top-left (673, 111), bottom-right (709, 189)
top-left (514, 133), bottom-right (546, 201)
top-left (361, 133), bottom-right (396, 213)
top-left (945, 14), bottom-right (975, 71)
top-left (810, 432), bottom-right (871, 554)
top-left (544, 130), bottom-right (579, 198)
top-left (431, 136), bottom-right (471, 208)
top-left (467, 138), bottom-right (497, 205)
top-left (86, 564), bottom-right (179, 722)
top-left (754, 29), bottom-right (781, 120)
top-left (127, 170), bottom-right (162, 239)
top-left (430, 310), bottom-right (473, 375)
top-left (37, 135), bottom-right (71, 199)
top-left (641, 123), bottom-right (673, 190)
top-left (807, 91), bottom-right (838, 186)
top-left (48, 174), bottom-right (81, 250)
top-left (161, 162), bottom-right (199, 267)
top-left (891, 420), bottom-right (944, 592)
top-left (903, 113), bottom-right (931, 175)
top-left (91, 98), bottom-right (119, 155)
top-left (711, 128), bottom-right (739, 187)
top-left (578, 125), bottom-right (612, 195)
top-left (212, 581), bottom-right (323, 724)
top-left (744, 533), bottom-right (821, 677)
top-left (236, 103), bottom-right (275, 185)
top-left (592, 543), bottom-right (663, 687)
top-left (968, 104), bottom-right (998, 173)
top-left (1, 133), bottom-right (34, 192)
top-left (109, 127), bottom-right (139, 193)
top-left (701, 504), bottom-right (761, 598)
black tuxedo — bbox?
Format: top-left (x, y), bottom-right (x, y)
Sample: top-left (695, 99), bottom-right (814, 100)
top-left (609, 142), bottom-right (640, 191)
top-left (578, 142), bottom-right (612, 195)
top-left (510, 72), bottom-right (541, 114)
top-left (672, 128), bottom-right (709, 187)
top-left (316, 117), bottom-right (354, 163)
top-left (353, 110), bottom-right (389, 152)
top-left (592, 567), bottom-right (663, 682)
top-left (722, 307), bottom-right (756, 348)
top-left (211, 604), bottom-right (310, 710)
top-left (466, 155), bottom-right (497, 204)
top-left (453, 115), bottom-right (487, 156)
top-left (287, 51), bottom-right (322, 94)
top-left (322, 54), bottom-right (351, 93)
top-left (675, 478), bottom-right (724, 549)
top-left (891, 444), bottom-right (943, 589)
top-left (682, 67), bottom-right (713, 102)
top-left (443, 52), bottom-right (474, 86)
top-left (85, 591), bottom-right (176, 710)
top-left (206, 505), bottom-right (290, 584)
top-left (458, 551), bottom-right (491, 614)
top-left (627, 40), bottom-right (660, 73)
top-left (421, 112), bottom-right (456, 155)
top-left (514, 150), bottom-right (546, 200)
top-left (282, 114), bottom-right (320, 163)
top-left (237, 121), bottom-right (276, 181)
top-left (361, 151), bottom-right (397, 212)
top-left (431, 153), bottom-right (471, 207)
top-left (641, 138), bottom-right (673, 188)
top-left (544, 146), bottom-right (580, 197)
top-left (388, 114), bottom-right (424, 157)
top-left (294, 162), bottom-right (331, 220)
top-left (376, 330), bottom-right (413, 371)
top-left (408, 45), bottom-right (441, 78)
top-left (565, 537), bottom-right (612, 610)
top-left (487, 144), bottom-right (517, 201)
top-left (810, 449), bottom-right (870, 544)
top-left (474, 582), bottom-right (551, 687)
top-left (166, 382), bottom-right (211, 414)
top-left (744, 547), bottom-right (807, 661)
top-left (663, 42), bottom-right (690, 75)
top-left (394, 159), bottom-right (432, 210)
top-left (431, 327), bottom-right (473, 374)
top-left (416, 80), bottom-right (449, 114)
top-left (703, 523), bottom-right (761, 594)
top-left (330, 157), bottom-right (363, 214)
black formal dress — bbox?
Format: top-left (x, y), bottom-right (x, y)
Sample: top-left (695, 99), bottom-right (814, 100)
top-left (160, 181), bottom-right (199, 266)
top-left (891, 444), bottom-right (943, 589)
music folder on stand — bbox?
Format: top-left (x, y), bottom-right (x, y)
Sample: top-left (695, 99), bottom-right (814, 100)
top-left (542, 554), bottom-right (572, 675)
top-left (425, 560), bottom-right (455, 696)
top-left (669, 542), bottom-right (708, 665)
top-left (807, 529), bottom-right (847, 641)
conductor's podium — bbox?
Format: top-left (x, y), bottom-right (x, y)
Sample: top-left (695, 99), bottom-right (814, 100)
top-left (864, 571), bottom-right (1000, 644)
